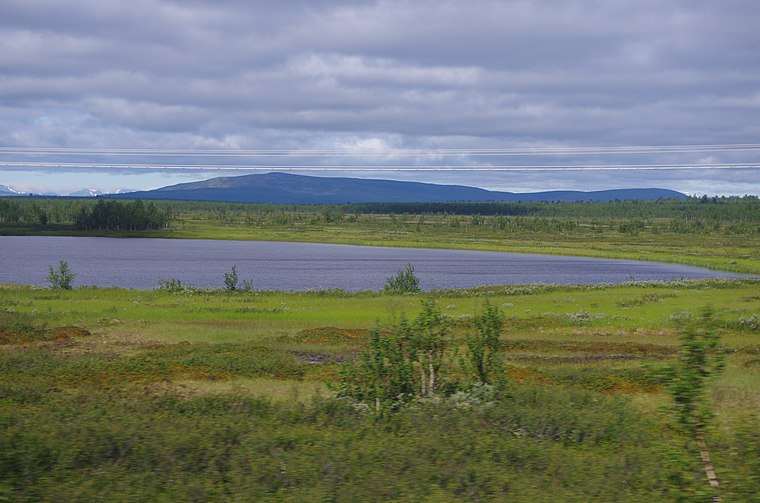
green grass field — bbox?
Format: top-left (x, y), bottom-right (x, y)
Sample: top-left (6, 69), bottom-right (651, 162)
top-left (2, 279), bottom-right (759, 501)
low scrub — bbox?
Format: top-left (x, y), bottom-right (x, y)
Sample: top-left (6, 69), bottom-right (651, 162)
top-left (0, 380), bottom-right (708, 502)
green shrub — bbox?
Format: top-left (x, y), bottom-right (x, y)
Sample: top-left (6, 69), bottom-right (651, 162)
top-left (335, 323), bottom-right (416, 412)
top-left (47, 260), bottom-right (76, 290)
top-left (462, 301), bottom-right (505, 385)
top-left (224, 265), bottom-right (253, 292)
top-left (665, 308), bottom-right (724, 434)
top-left (336, 299), bottom-right (451, 411)
top-left (383, 263), bottom-right (421, 294)
top-left (224, 265), bottom-right (239, 291)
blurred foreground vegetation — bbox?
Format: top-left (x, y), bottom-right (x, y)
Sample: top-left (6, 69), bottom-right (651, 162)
top-left (1, 279), bottom-right (759, 501)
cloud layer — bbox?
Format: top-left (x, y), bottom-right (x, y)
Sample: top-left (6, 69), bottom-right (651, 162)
top-left (1, 0), bottom-right (759, 194)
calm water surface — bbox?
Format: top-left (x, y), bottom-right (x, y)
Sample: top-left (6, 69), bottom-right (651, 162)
top-left (0, 236), bottom-right (750, 291)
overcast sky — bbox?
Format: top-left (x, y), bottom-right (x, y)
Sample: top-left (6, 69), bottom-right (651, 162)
top-left (1, 0), bottom-right (759, 195)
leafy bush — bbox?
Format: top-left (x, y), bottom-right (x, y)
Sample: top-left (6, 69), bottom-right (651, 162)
top-left (47, 260), bottom-right (76, 290)
top-left (223, 265), bottom-right (239, 291)
top-left (665, 308), bottom-right (724, 434)
top-left (336, 298), bottom-right (450, 411)
top-left (383, 263), bottom-right (420, 294)
top-left (223, 265), bottom-right (253, 292)
top-left (462, 301), bottom-right (505, 385)
top-left (412, 297), bottom-right (450, 396)
top-left (335, 324), bottom-right (416, 412)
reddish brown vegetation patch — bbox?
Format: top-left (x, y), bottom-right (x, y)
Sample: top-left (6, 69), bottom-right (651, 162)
top-left (502, 339), bottom-right (675, 357)
top-left (506, 354), bottom-right (659, 364)
top-left (51, 326), bottom-right (91, 341)
top-left (744, 358), bottom-right (760, 368)
top-left (507, 366), bottom-right (555, 385)
top-left (0, 325), bottom-right (90, 344)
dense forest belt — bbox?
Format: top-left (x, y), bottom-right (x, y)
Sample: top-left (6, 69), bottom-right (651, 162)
top-left (2, 196), bottom-right (760, 274)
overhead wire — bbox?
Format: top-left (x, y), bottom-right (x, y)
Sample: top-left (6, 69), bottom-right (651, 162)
top-left (1, 143), bottom-right (759, 172)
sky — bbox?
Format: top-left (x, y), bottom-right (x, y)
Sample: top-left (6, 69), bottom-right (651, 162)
top-left (1, 0), bottom-right (759, 195)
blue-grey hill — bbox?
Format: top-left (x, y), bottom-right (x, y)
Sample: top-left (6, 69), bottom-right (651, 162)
top-left (109, 172), bottom-right (686, 204)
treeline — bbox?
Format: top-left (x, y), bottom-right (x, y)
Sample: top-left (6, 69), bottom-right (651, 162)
top-left (350, 201), bottom-right (540, 216)
top-left (0, 197), bottom-right (172, 230)
top-left (0, 199), bottom-right (23, 223)
top-left (0, 198), bottom-right (87, 225)
top-left (160, 196), bottom-right (760, 223)
top-left (3, 195), bottom-right (760, 230)
top-left (347, 196), bottom-right (760, 221)
top-left (0, 198), bottom-right (100, 225)
top-left (74, 200), bottom-right (170, 230)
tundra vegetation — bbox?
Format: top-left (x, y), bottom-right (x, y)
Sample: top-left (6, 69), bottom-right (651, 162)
top-left (1, 278), bottom-right (759, 501)
top-left (1, 196), bottom-right (759, 500)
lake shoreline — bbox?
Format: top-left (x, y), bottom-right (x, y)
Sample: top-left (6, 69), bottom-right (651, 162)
top-left (3, 221), bottom-right (759, 277)
top-left (1, 235), bottom-right (753, 291)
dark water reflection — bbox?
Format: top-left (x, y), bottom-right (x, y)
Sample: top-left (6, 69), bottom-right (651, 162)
top-left (0, 236), bottom-right (750, 291)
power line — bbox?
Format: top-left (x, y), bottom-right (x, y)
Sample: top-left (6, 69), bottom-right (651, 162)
top-left (2, 162), bottom-right (760, 172)
top-left (1, 143), bottom-right (760, 157)
top-left (2, 143), bottom-right (758, 174)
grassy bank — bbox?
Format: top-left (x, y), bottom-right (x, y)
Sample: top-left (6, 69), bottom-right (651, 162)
top-left (2, 279), bottom-right (759, 500)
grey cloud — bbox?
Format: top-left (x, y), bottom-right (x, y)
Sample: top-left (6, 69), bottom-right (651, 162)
top-left (0, 0), bottom-right (759, 194)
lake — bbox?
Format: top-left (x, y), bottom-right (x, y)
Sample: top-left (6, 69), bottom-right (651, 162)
top-left (0, 236), bottom-right (750, 291)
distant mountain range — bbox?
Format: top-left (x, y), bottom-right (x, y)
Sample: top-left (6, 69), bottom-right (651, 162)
top-left (109, 172), bottom-right (686, 204)
top-left (0, 184), bottom-right (22, 196)
top-left (67, 188), bottom-right (107, 197)
top-left (0, 186), bottom-right (131, 197)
